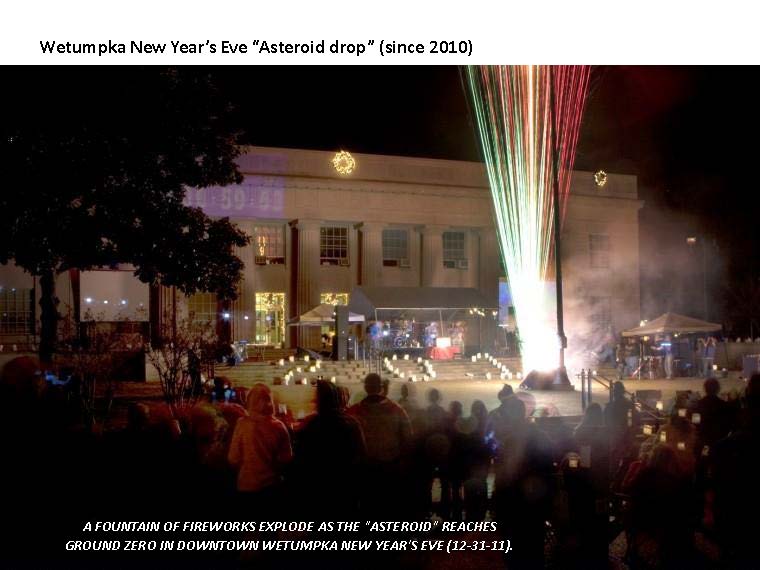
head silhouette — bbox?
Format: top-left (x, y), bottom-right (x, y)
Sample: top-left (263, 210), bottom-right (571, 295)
top-left (704, 377), bottom-right (720, 397)
top-left (471, 399), bottom-right (487, 421)
top-left (316, 380), bottom-right (340, 414)
top-left (363, 373), bottom-right (383, 396)
top-left (583, 402), bottom-right (603, 426)
top-left (498, 383), bottom-right (514, 403)
top-left (504, 395), bottom-right (526, 424)
top-left (246, 383), bottom-right (274, 417)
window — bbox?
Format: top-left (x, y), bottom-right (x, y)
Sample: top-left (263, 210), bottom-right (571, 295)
top-left (589, 234), bottom-right (610, 268)
top-left (0, 287), bottom-right (33, 335)
top-left (589, 297), bottom-right (612, 334)
top-left (382, 229), bottom-right (410, 267)
top-left (320, 292), bottom-right (349, 306)
top-left (187, 292), bottom-right (217, 324)
top-left (320, 226), bottom-right (349, 265)
top-left (255, 292), bottom-right (285, 346)
top-left (443, 231), bottom-right (467, 269)
top-left (253, 225), bottom-right (285, 264)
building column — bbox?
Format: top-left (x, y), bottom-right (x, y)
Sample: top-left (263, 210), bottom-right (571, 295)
top-left (289, 219), bottom-right (321, 348)
top-left (466, 228), bottom-right (480, 288)
top-left (478, 227), bottom-right (500, 304)
top-left (357, 222), bottom-right (384, 287)
top-left (420, 225), bottom-right (445, 287)
top-left (232, 224), bottom-right (254, 342)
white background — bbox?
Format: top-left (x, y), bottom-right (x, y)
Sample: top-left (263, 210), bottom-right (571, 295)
top-left (2, 0), bottom-right (759, 64)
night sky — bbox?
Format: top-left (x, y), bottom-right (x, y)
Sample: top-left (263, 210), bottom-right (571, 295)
top-left (212, 66), bottom-right (755, 229)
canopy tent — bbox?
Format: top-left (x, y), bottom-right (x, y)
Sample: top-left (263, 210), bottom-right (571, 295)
top-left (621, 312), bottom-right (722, 337)
top-left (288, 303), bottom-right (365, 327)
top-left (348, 286), bottom-right (497, 319)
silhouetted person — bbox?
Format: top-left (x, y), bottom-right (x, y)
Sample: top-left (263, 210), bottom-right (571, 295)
top-left (397, 383), bottom-right (423, 430)
top-left (293, 380), bottom-right (366, 519)
top-left (565, 403), bottom-right (611, 569)
top-left (574, 403), bottom-right (611, 493)
top-left (694, 377), bottom-right (732, 453)
top-left (711, 374), bottom-right (760, 568)
top-left (486, 384), bottom-right (516, 443)
top-left (459, 400), bottom-right (491, 521)
top-left (187, 348), bottom-right (202, 397)
top-left (604, 381), bottom-right (639, 469)
top-left (228, 383), bottom-right (292, 516)
top-left (348, 373), bottom-right (412, 518)
top-left (444, 400), bottom-right (466, 520)
top-left (421, 388), bottom-right (450, 516)
top-left (627, 444), bottom-right (696, 567)
top-left (398, 383), bottom-right (428, 518)
top-left (492, 396), bottom-right (555, 569)
top-left (703, 337), bottom-right (717, 377)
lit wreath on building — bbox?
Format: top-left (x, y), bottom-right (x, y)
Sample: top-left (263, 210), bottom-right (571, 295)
top-left (332, 150), bottom-right (356, 175)
top-left (594, 170), bottom-right (608, 188)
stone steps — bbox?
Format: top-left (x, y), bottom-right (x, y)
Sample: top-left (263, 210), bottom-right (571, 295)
top-left (214, 360), bottom-right (372, 388)
top-left (380, 355), bottom-right (523, 382)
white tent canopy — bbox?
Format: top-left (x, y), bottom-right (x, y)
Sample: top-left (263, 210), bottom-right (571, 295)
top-left (621, 312), bottom-right (721, 337)
top-left (288, 303), bottom-right (365, 327)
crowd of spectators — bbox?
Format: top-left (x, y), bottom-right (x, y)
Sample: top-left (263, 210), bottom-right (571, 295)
top-left (2, 362), bottom-right (759, 569)
top-left (218, 372), bottom-right (760, 568)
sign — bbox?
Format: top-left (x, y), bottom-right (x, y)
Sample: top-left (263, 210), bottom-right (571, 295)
top-left (184, 175), bottom-right (285, 218)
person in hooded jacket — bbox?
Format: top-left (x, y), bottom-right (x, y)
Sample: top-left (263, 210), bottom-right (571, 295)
top-left (228, 383), bottom-right (293, 516)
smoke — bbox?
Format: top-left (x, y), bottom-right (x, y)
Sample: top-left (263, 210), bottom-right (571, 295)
top-left (559, 200), bottom-right (725, 373)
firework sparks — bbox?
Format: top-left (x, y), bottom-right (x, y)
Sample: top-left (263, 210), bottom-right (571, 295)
top-left (464, 65), bottom-right (590, 372)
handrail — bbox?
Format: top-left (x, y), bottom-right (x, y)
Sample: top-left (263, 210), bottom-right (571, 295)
top-left (577, 369), bottom-right (663, 422)
top-left (593, 372), bottom-right (661, 419)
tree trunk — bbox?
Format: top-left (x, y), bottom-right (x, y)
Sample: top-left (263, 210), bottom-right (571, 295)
top-left (39, 268), bottom-right (60, 365)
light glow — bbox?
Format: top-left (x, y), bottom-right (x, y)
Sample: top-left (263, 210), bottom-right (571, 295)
top-left (332, 150), bottom-right (356, 175)
top-left (464, 65), bottom-right (590, 372)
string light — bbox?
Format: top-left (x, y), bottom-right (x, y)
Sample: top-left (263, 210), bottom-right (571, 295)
top-left (464, 65), bottom-right (590, 371)
top-left (332, 150), bottom-right (356, 175)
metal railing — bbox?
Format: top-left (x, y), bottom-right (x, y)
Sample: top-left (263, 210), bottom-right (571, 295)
top-left (577, 368), bottom-right (663, 422)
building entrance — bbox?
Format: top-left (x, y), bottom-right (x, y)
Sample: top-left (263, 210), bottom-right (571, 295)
top-left (255, 292), bottom-right (285, 347)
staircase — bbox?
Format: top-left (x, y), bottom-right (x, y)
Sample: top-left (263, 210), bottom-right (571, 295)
top-left (380, 354), bottom-right (523, 383)
top-left (244, 346), bottom-right (296, 362)
top-left (215, 358), bottom-right (371, 389)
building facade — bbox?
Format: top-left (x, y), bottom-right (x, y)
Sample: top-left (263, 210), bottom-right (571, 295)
top-left (0, 146), bottom-right (642, 358)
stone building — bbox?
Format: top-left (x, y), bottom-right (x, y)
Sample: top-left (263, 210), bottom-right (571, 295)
top-left (0, 146), bottom-right (641, 360)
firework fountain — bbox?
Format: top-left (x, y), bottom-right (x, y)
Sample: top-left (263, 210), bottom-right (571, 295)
top-left (464, 65), bottom-right (590, 378)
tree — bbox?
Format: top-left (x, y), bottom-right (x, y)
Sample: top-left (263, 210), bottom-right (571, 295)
top-left (0, 68), bottom-right (249, 363)
top-left (146, 313), bottom-right (218, 418)
top-left (62, 318), bottom-right (123, 432)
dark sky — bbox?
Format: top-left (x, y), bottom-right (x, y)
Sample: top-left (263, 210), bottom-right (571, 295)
top-left (213, 66), bottom-right (752, 211)
top-left (212, 67), bottom-right (477, 161)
